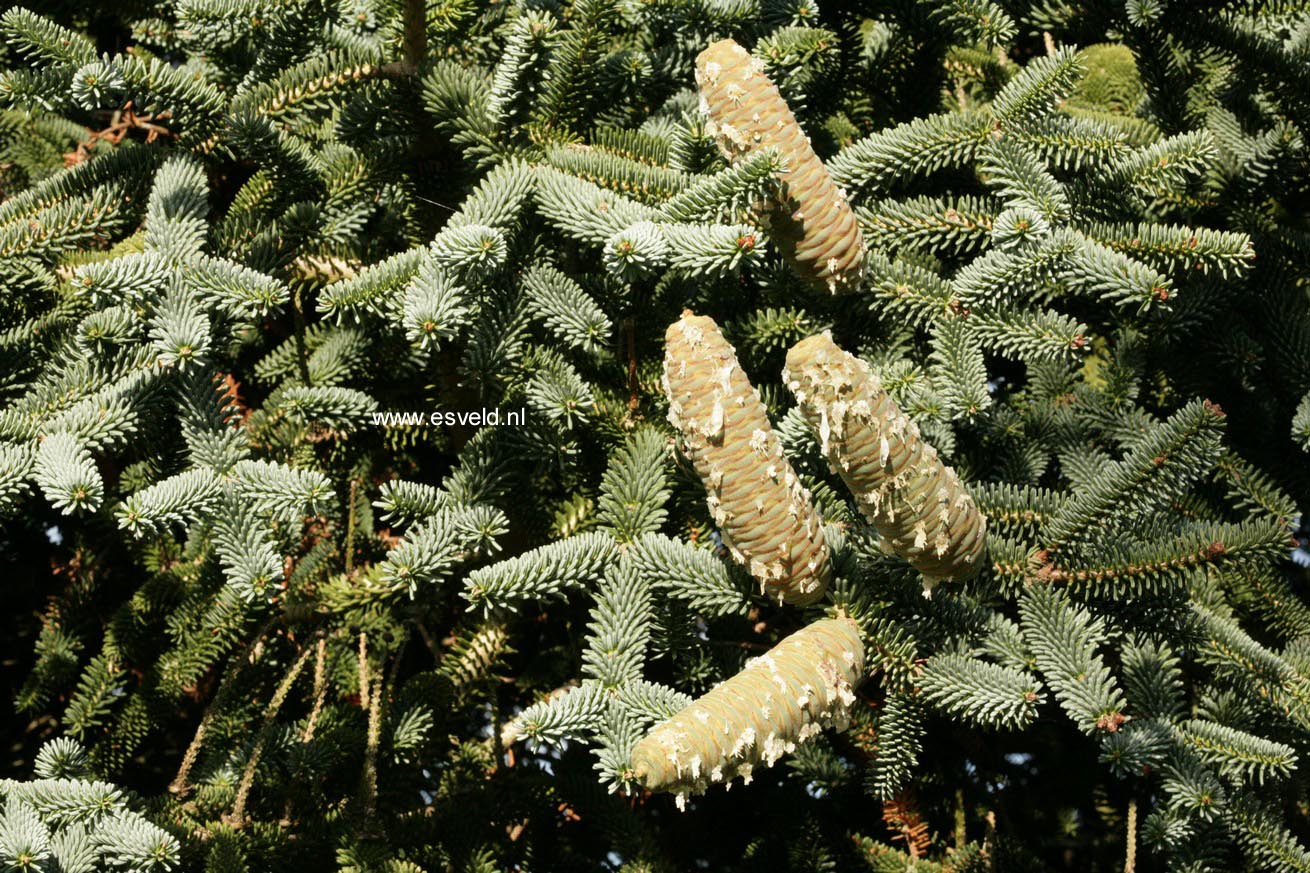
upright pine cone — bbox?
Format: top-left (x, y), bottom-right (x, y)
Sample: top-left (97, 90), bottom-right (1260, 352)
top-left (695, 38), bottom-right (866, 293)
top-left (630, 617), bottom-right (864, 801)
top-left (785, 333), bottom-right (987, 590)
top-left (663, 311), bottom-right (830, 606)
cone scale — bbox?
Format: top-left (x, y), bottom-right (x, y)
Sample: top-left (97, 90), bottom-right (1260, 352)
top-left (663, 311), bottom-right (831, 606)
top-left (785, 333), bottom-right (987, 590)
top-left (630, 617), bottom-right (864, 801)
top-left (695, 38), bottom-right (867, 293)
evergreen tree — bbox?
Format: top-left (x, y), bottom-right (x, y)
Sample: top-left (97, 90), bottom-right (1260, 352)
top-left (0, 0), bottom-right (1307, 870)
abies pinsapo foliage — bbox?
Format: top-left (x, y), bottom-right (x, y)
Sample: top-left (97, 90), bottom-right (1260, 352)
top-left (0, 0), bottom-right (1309, 870)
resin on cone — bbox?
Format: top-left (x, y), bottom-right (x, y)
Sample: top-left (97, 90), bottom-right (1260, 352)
top-left (695, 38), bottom-right (867, 294)
top-left (631, 617), bottom-right (864, 802)
top-left (785, 333), bottom-right (987, 592)
top-left (663, 311), bottom-right (831, 606)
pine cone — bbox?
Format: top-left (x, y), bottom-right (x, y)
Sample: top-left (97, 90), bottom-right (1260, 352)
top-left (785, 333), bottom-right (987, 590)
top-left (663, 311), bottom-right (831, 606)
top-left (631, 617), bottom-right (864, 800)
top-left (695, 38), bottom-right (866, 293)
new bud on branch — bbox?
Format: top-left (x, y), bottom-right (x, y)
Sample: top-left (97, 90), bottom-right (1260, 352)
top-left (630, 617), bottom-right (865, 802)
top-left (663, 311), bottom-right (830, 606)
top-left (785, 333), bottom-right (987, 590)
top-left (695, 38), bottom-right (867, 294)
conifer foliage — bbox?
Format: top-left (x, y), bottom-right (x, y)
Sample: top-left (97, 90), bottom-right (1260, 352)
top-left (0, 0), bottom-right (1308, 870)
